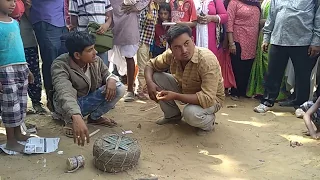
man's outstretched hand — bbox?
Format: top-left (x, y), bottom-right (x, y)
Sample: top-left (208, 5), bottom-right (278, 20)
top-left (72, 115), bottom-right (90, 146)
top-left (146, 81), bottom-right (162, 102)
top-left (156, 90), bottom-right (177, 101)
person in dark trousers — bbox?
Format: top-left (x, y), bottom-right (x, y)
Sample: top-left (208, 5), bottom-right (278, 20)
top-left (254, 0), bottom-right (320, 113)
top-left (226, 0), bottom-right (261, 100)
top-left (20, 4), bottom-right (46, 114)
top-left (29, 0), bottom-right (68, 112)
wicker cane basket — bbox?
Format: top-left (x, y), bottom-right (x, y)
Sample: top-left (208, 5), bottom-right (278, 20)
top-left (93, 134), bottom-right (141, 173)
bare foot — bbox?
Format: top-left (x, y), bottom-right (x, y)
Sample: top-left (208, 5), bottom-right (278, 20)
top-left (302, 129), bottom-right (320, 136)
top-left (6, 140), bottom-right (25, 153)
top-left (87, 116), bottom-right (117, 127)
top-left (15, 133), bottom-right (31, 142)
top-left (311, 132), bottom-right (320, 140)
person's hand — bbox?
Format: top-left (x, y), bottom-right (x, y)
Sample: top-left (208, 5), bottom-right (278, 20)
top-left (96, 23), bottom-right (110, 35)
top-left (24, 0), bottom-right (32, 9)
top-left (229, 43), bottom-right (236, 54)
top-left (156, 90), bottom-right (177, 101)
top-left (28, 71), bottom-right (34, 84)
top-left (67, 24), bottom-right (77, 31)
top-left (105, 78), bottom-right (117, 101)
top-left (198, 15), bottom-right (209, 24)
top-left (121, 4), bottom-right (139, 14)
top-left (72, 115), bottom-right (90, 146)
top-left (262, 42), bottom-right (269, 53)
top-left (308, 45), bottom-right (320, 58)
top-left (146, 81), bottom-right (162, 102)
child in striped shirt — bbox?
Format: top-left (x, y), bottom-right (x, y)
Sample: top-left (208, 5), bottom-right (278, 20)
top-left (69, 0), bottom-right (113, 65)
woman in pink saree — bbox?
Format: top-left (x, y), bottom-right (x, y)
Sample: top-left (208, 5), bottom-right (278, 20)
top-left (195, 0), bottom-right (236, 89)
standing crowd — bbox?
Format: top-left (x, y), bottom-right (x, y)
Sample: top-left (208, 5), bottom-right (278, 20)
top-left (0, 0), bottom-right (320, 150)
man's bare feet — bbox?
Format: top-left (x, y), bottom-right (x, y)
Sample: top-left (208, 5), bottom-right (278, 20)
top-left (302, 129), bottom-right (320, 136)
top-left (311, 132), bottom-right (320, 140)
top-left (6, 139), bottom-right (25, 153)
top-left (87, 116), bottom-right (117, 127)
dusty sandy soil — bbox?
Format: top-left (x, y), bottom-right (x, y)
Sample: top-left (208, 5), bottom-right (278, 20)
top-left (0, 97), bottom-right (320, 180)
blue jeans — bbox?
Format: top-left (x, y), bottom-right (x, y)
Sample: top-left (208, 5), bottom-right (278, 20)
top-left (77, 82), bottom-right (125, 120)
top-left (33, 22), bottom-right (68, 94)
top-left (97, 52), bottom-right (109, 67)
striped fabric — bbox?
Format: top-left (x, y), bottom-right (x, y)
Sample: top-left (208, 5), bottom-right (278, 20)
top-left (69, 0), bottom-right (112, 31)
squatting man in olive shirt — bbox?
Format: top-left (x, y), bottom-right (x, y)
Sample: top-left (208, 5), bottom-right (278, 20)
top-left (144, 24), bottom-right (225, 136)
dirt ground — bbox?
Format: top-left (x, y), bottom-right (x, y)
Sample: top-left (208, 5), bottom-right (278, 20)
top-left (0, 96), bottom-right (320, 180)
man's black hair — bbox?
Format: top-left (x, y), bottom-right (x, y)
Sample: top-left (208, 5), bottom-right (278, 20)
top-left (65, 31), bottom-right (96, 58)
top-left (166, 24), bottom-right (192, 46)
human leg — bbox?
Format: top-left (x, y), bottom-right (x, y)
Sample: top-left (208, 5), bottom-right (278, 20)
top-left (124, 57), bottom-right (136, 102)
top-left (137, 43), bottom-right (150, 100)
top-left (289, 46), bottom-right (317, 105)
top-left (230, 42), bottom-right (242, 99)
top-left (78, 82), bottom-right (125, 123)
top-left (183, 103), bottom-right (221, 135)
top-left (239, 59), bottom-right (254, 97)
top-left (118, 44), bottom-right (139, 102)
top-left (254, 45), bottom-right (290, 113)
top-left (33, 22), bottom-right (66, 111)
top-left (16, 65), bottom-right (30, 141)
top-left (262, 45), bottom-right (290, 105)
top-left (24, 47), bottom-right (46, 114)
top-left (300, 101), bottom-right (320, 136)
top-left (59, 27), bottom-right (69, 55)
top-left (0, 65), bottom-right (29, 152)
top-left (152, 72), bottom-right (182, 124)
